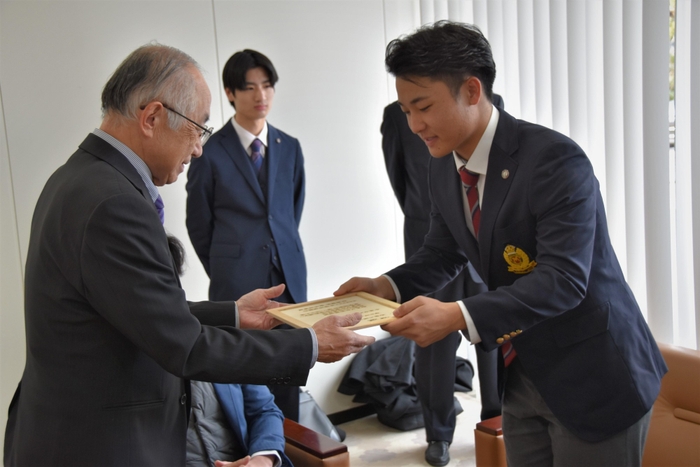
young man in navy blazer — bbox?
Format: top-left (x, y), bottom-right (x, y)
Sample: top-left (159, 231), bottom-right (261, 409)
top-left (382, 98), bottom-right (504, 466)
top-left (186, 50), bottom-right (306, 421)
top-left (338, 21), bottom-right (667, 466)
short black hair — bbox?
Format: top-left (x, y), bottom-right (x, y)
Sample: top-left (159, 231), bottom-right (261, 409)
top-left (385, 21), bottom-right (496, 101)
top-left (222, 49), bottom-right (278, 108)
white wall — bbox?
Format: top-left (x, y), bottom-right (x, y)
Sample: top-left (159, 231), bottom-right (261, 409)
top-left (1, 0), bottom-right (459, 447)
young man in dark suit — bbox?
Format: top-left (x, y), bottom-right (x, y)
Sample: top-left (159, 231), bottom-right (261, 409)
top-left (338, 21), bottom-right (667, 466)
top-left (4, 44), bottom-right (373, 467)
top-left (186, 49), bottom-right (306, 421)
top-left (381, 95), bottom-right (504, 466)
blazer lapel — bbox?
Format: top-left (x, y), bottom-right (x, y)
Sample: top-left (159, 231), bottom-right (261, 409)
top-left (80, 134), bottom-right (149, 199)
top-left (218, 122), bottom-right (265, 203)
top-left (430, 156), bottom-right (484, 279)
top-left (266, 125), bottom-right (282, 203)
top-left (213, 383), bottom-right (247, 452)
top-left (479, 111), bottom-right (519, 285)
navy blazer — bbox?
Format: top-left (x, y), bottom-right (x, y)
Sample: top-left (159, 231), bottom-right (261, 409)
top-left (213, 384), bottom-right (292, 467)
top-left (4, 134), bottom-right (313, 466)
top-left (186, 120), bottom-right (307, 302)
top-left (387, 110), bottom-right (667, 442)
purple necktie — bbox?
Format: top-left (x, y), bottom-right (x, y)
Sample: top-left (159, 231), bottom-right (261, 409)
top-left (154, 194), bottom-right (165, 225)
top-left (250, 138), bottom-right (263, 174)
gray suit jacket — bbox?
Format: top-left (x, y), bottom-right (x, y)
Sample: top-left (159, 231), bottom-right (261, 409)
top-left (4, 134), bottom-right (313, 466)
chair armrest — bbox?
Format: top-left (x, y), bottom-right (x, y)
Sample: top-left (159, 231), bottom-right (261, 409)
top-left (474, 415), bottom-right (507, 467)
top-left (284, 418), bottom-right (349, 467)
top-left (476, 415), bottom-right (504, 436)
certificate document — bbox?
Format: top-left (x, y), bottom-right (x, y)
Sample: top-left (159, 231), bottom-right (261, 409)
top-left (266, 292), bottom-right (398, 330)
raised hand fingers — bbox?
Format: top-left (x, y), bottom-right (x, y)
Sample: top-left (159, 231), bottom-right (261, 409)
top-left (381, 298), bottom-right (465, 348)
top-left (333, 277), bottom-right (371, 296)
top-left (314, 314), bottom-right (375, 363)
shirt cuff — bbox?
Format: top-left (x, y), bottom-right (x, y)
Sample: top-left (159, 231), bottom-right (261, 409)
top-left (382, 274), bottom-right (401, 303)
top-left (234, 302), bottom-right (240, 328)
top-left (251, 450), bottom-right (281, 467)
top-left (308, 328), bottom-right (318, 368)
top-left (457, 300), bottom-right (481, 344)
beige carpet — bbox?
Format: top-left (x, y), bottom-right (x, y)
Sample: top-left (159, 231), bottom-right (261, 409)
top-left (340, 391), bottom-right (481, 466)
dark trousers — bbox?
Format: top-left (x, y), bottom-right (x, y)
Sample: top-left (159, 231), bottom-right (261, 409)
top-left (502, 358), bottom-right (652, 467)
top-left (415, 265), bottom-right (502, 443)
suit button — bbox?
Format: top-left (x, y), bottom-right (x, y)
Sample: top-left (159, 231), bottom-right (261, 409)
top-left (496, 337), bottom-right (504, 344)
top-left (263, 245), bottom-right (268, 250)
top-left (180, 394), bottom-right (187, 405)
top-left (284, 377), bottom-right (291, 384)
top-left (269, 378), bottom-right (277, 385)
top-left (516, 329), bottom-right (523, 334)
top-left (503, 334), bottom-right (511, 341)
top-left (510, 332), bottom-right (518, 338)
top-left (271, 238), bottom-right (275, 243)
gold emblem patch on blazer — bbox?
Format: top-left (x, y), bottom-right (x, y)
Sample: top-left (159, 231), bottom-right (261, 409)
top-left (503, 245), bottom-right (536, 274)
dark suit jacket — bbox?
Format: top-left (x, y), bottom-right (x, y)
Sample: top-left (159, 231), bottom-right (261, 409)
top-left (386, 110), bottom-right (667, 442)
top-left (4, 134), bottom-right (313, 466)
top-left (186, 120), bottom-right (307, 303)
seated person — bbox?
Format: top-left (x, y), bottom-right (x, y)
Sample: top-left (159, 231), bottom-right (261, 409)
top-left (168, 236), bottom-right (291, 467)
top-left (187, 381), bottom-right (291, 467)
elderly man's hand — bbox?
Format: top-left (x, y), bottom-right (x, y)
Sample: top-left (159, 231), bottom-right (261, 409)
top-left (313, 313), bottom-right (376, 363)
top-left (237, 284), bottom-right (287, 330)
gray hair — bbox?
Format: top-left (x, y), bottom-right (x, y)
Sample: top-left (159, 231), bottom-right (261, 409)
top-left (101, 43), bottom-right (201, 129)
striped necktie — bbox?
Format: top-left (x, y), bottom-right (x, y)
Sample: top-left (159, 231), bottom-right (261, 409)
top-left (459, 166), bottom-right (516, 366)
top-left (458, 166), bottom-right (481, 237)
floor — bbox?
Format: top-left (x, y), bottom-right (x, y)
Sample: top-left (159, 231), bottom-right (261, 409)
top-left (340, 391), bottom-right (481, 467)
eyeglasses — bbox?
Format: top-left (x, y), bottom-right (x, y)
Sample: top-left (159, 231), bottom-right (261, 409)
top-left (162, 103), bottom-right (213, 144)
top-left (142, 102), bottom-right (213, 144)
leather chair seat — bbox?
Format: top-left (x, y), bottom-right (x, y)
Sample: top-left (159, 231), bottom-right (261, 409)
top-left (474, 343), bottom-right (700, 467)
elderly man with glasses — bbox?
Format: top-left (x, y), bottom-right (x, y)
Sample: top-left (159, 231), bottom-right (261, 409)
top-left (4, 44), bottom-right (374, 467)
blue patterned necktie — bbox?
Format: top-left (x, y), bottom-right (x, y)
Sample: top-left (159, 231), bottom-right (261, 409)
top-left (154, 194), bottom-right (165, 225)
top-left (250, 138), bottom-right (264, 174)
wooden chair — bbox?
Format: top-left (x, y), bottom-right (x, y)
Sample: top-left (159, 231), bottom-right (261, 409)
top-left (284, 418), bottom-right (350, 467)
top-left (473, 343), bottom-right (700, 467)
top-left (474, 415), bottom-right (506, 467)
top-left (642, 343), bottom-right (700, 466)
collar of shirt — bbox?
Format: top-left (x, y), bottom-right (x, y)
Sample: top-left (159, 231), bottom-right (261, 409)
top-left (92, 128), bottom-right (160, 203)
top-left (230, 116), bottom-right (268, 157)
top-left (452, 105), bottom-right (500, 204)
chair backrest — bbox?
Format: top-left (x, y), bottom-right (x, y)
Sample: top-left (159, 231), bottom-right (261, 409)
top-left (642, 343), bottom-right (700, 467)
